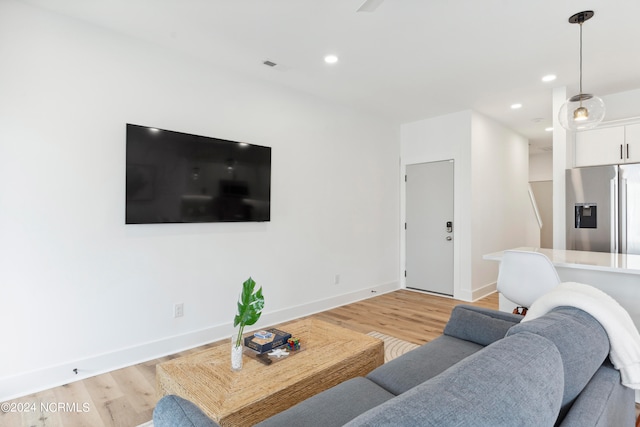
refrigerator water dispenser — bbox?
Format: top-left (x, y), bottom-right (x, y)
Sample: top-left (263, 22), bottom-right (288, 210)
top-left (575, 204), bottom-right (597, 228)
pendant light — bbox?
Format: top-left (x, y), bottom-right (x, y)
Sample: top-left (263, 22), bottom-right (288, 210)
top-left (558, 10), bottom-right (605, 131)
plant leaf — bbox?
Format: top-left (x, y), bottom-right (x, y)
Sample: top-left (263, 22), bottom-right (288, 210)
top-left (234, 277), bottom-right (264, 330)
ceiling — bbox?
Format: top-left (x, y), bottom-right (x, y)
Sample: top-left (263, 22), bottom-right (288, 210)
top-left (22, 0), bottom-right (640, 153)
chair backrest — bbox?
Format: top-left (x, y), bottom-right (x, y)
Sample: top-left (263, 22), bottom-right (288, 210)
top-left (496, 250), bottom-right (561, 308)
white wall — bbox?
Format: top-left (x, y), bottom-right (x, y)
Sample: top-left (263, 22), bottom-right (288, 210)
top-left (552, 87), bottom-right (569, 249)
top-left (400, 111), bottom-right (531, 301)
top-left (529, 152), bottom-right (553, 248)
top-left (0, 1), bottom-right (400, 400)
top-left (601, 88), bottom-right (640, 121)
top-left (470, 112), bottom-right (532, 298)
top-left (529, 152), bottom-right (553, 182)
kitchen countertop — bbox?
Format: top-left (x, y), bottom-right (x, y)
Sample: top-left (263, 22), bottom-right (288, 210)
top-left (483, 247), bottom-right (640, 275)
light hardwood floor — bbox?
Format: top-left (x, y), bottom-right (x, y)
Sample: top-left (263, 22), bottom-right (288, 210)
top-left (1, 290), bottom-right (638, 426)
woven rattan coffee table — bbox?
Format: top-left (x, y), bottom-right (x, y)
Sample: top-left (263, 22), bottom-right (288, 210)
top-left (156, 318), bottom-right (384, 426)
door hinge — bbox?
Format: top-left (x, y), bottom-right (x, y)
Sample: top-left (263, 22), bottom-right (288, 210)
top-left (404, 270), bottom-right (407, 277)
top-left (404, 175), bottom-right (407, 182)
top-left (404, 222), bottom-right (407, 230)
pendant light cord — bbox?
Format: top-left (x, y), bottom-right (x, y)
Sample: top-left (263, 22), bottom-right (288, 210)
top-left (579, 21), bottom-right (583, 96)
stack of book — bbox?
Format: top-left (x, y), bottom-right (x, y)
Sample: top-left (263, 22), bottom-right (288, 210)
top-left (244, 328), bottom-right (292, 354)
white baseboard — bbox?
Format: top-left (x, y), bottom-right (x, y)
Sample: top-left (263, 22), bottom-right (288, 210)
top-left (470, 282), bottom-right (497, 302)
top-left (451, 282), bottom-right (496, 302)
top-left (0, 281), bottom-right (399, 402)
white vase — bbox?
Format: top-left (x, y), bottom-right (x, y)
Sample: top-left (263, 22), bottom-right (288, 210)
top-left (231, 336), bottom-right (243, 371)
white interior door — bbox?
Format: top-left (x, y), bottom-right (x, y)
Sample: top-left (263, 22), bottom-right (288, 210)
top-left (405, 160), bottom-right (454, 295)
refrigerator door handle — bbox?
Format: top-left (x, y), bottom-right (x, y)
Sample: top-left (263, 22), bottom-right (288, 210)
top-left (612, 177), bottom-right (619, 253)
top-left (619, 175), bottom-right (627, 254)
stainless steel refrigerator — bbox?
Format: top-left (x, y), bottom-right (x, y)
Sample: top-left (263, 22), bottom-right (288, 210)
top-left (566, 164), bottom-right (640, 254)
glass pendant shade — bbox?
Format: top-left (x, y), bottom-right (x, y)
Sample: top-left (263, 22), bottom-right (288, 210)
top-left (558, 93), bottom-right (605, 131)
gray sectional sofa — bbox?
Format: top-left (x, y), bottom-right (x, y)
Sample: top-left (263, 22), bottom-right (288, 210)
top-left (153, 304), bottom-right (637, 427)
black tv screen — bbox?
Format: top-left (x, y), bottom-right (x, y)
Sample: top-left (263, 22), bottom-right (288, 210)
top-left (126, 124), bottom-right (271, 224)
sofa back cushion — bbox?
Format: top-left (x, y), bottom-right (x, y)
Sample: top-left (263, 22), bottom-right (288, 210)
top-left (443, 304), bottom-right (523, 346)
top-left (345, 331), bottom-right (564, 427)
top-left (506, 307), bottom-right (609, 420)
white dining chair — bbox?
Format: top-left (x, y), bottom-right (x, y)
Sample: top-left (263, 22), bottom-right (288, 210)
top-left (496, 250), bottom-right (561, 315)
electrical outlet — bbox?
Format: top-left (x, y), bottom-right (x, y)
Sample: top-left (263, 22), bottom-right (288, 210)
top-left (174, 303), bottom-right (184, 318)
top-left (334, 274), bottom-right (340, 285)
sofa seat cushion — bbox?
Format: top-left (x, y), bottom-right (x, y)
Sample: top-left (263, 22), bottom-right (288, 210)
top-left (506, 306), bottom-right (609, 418)
top-left (346, 331), bottom-right (565, 427)
top-left (443, 304), bottom-right (523, 346)
top-left (366, 334), bottom-right (483, 395)
top-left (255, 377), bottom-right (395, 427)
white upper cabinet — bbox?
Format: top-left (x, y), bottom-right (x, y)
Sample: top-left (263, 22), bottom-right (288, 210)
top-left (575, 126), bottom-right (625, 167)
top-left (625, 124), bottom-right (640, 163)
top-left (575, 124), bottom-right (640, 167)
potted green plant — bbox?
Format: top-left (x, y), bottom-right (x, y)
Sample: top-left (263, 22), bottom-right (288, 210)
top-left (231, 277), bottom-right (264, 371)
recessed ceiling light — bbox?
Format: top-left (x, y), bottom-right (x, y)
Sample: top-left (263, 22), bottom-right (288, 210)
top-left (324, 55), bottom-right (339, 64)
top-left (545, 127), bottom-right (554, 132)
top-left (511, 103), bottom-right (523, 110)
top-left (542, 74), bottom-right (557, 82)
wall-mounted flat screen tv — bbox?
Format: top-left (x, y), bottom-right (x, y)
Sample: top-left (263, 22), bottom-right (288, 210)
top-left (126, 124), bottom-right (271, 224)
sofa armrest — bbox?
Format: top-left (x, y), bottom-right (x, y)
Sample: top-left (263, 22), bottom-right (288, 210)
top-left (153, 395), bottom-right (220, 427)
top-left (443, 304), bottom-right (523, 346)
